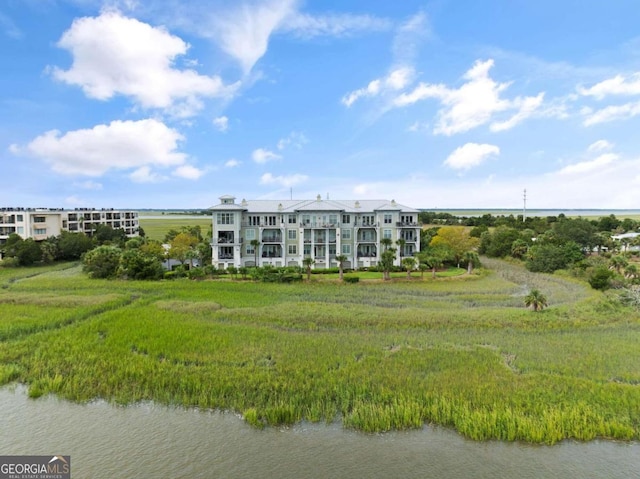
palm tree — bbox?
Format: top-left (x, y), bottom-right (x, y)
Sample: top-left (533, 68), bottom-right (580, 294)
top-left (524, 289), bottom-right (548, 312)
top-left (418, 262), bottom-right (429, 279)
top-left (380, 237), bottom-right (393, 251)
top-left (624, 264), bottom-right (638, 281)
top-left (396, 238), bottom-right (406, 261)
top-left (610, 255), bottom-right (628, 275)
top-left (250, 239), bottom-right (260, 267)
top-left (302, 257), bottom-right (315, 281)
top-left (335, 254), bottom-right (348, 281)
top-left (463, 251), bottom-right (479, 274)
top-left (402, 257), bottom-right (416, 278)
top-left (380, 248), bottom-right (396, 280)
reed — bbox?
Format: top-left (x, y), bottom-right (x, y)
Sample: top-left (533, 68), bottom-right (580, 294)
top-left (0, 261), bottom-right (638, 444)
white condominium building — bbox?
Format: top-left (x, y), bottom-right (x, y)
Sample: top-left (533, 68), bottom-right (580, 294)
top-left (0, 207), bottom-right (139, 243)
top-left (209, 195), bottom-right (421, 269)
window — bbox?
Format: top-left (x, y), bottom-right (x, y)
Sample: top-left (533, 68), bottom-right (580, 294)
top-left (302, 215), bottom-right (311, 225)
top-left (342, 214), bottom-right (350, 224)
top-left (34, 228), bottom-right (46, 235)
top-left (288, 229), bottom-right (297, 240)
top-left (384, 214), bottom-right (392, 224)
top-left (247, 244), bottom-right (255, 255)
top-left (341, 229), bottom-right (351, 240)
top-left (342, 244), bottom-right (351, 255)
top-left (17, 215), bottom-right (23, 222)
top-left (267, 216), bottom-right (277, 226)
top-left (17, 227), bottom-right (24, 235)
top-left (362, 215), bottom-right (374, 226)
top-left (245, 229), bottom-right (256, 240)
top-left (217, 213), bottom-right (234, 225)
top-left (303, 245), bottom-right (311, 255)
top-left (288, 244), bottom-right (297, 255)
top-left (248, 215), bottom-right (260, 226)
top-left (33, 216), bottom-right (46, 223)
top-left (329, 214), bottom-right (338, 225)
top-left (288, 215), bottom-right (297, 224)
top-left (383, 229), bottom-right (392, 239)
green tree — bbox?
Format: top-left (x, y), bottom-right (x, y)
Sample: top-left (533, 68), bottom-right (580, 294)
top-left (82, 245), bottom-right (122, 279)
top-left (588, 266), bottom-right (614, 290)
top-left (402, 256), bottom-right (416, 278)
top-left (430, 226), bottom-right (479, 267)
top-left (57, 232), bottom-right (94, 260)
top-left (40, 237), bottom-right (59, 264)
top-left (119, 249), bottom-right (163, 280)
top-left (418, 245), bottom-right (452, 279)
top-left (140, 240), bottom-right (166, 262)
top-left (610, 255), bottom-right (628, 275)
top-left (396, 238), bottom-right (406, 260)
top-left (463, 251), bottom-right (479, 274)
top-left (380, 248), bottom-right (397, 281)
top-left (250, 239), bottom-right (260, 267)
top-left (169, 233), bottom-right (199, 265)
top-left (302, 257), bottom-right (314, 281)
top-left (335, 254), bottom-right (348, 281)
top-left (15, 239), bottom-right (42, 266)
top-left (380, 237), bottom-right (393, 252)
top-left (525, 242), bottom-right (583, 273)
top-left (524, 289), bottom-right (548, 311)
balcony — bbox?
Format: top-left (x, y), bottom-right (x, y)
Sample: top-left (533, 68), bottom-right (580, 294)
top-left (262, 252), bottom-right (282, 258)
top-left (357, 252), bottom-right (377, 258)
top-left (396, 221), bottom-right (420, 227)
top-left (262, 236), bottom-right (283, 243)
top-left (218, 254), bottom-right (234, 260)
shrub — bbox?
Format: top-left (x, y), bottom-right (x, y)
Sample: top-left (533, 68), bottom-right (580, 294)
top-left (588, 266), bottom-right (614, 291)
top-left (82, 245), bottom-right (122, 279)
top-left (344, 276), bottom-right (360, 283)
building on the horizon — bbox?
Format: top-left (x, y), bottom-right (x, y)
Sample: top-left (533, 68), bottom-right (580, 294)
top-left (0, 207), bottom-right (139, 244)
top-left (208, 195), bottom-right (421, 269)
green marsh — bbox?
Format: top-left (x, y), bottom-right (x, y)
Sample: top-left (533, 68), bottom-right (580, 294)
top-left (0, 261), bottom-right (638, 444)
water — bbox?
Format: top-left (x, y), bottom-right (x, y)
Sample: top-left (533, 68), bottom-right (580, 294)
top-left (1, 385), bottom-right (638, 479)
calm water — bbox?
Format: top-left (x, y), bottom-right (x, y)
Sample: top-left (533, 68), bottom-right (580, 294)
top-left (1, 386), bottom-right (638, 479)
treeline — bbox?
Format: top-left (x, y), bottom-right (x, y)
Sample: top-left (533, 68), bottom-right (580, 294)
top-left (0, 224), bottom-right (129, 266)
top-left (419, 211), bottom-right (639, 233)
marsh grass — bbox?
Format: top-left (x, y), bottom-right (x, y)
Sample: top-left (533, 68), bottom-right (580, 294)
top-left (0, 261), bottom-right (638, 444)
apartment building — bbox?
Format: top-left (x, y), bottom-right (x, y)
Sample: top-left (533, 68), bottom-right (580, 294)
top-left (0, 207), bottom-right (139, 243)
top-left (209, 195), bottom-right (421, 269)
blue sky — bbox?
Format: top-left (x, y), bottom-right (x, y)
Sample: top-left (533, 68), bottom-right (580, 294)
top-left (3, 0), bottom-right (640, 209)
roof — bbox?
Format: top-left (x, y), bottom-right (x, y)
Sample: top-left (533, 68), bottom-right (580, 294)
top-left (209, 197), bottom-right (419, 213)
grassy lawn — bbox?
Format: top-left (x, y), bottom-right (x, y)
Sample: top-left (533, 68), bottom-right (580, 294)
top-left (139, 216), bottom-right (212, 242)
top-left (0, 260), bottom-right (638, 444)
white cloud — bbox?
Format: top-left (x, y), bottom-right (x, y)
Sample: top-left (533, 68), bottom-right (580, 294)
top-left (444, 143), bottom-right (500, 171)
top-left (578, 73), bottom-right (640, 99)
top-left (260, 172), bottom-right (308, 187)
top-left (52, 10), bottom-right (233, 116)
top-left (172, 164), bottom-right (204, 180)
top-left (282, 12), bottom-right (391, 39)
top-left (407, 121), bottom-right (429, 132)
top-left (587, 140), bottom-right (614, 152)
top-left (213, 116), bottom-right (229, 132)
top-left (252, 148), bottom-right (282, 163)
top-left (17, 119), bottom-right (186, 176)
top-left (0, 11), bottom-right (23, 39)
top-left (342, 67), bottom-right (414, 107)
top-left (392, 11), bottom-right (429, 66)
top-left (225, 158), bottom-right (241, 168)
top-left (582, 100), bottom-right (640, 126)
top-left (277, 131), bottom-right (308, 150)
top-left (211, 0), bottom-right (297, 74)
top-left (130, 166), bottom-right (164, 183)
top-left (557, 153), bottom-right (618, 175)
top-left (73, 180), bottom-right (103, 190)
top-left (393, 59), bottom-right (545, 135)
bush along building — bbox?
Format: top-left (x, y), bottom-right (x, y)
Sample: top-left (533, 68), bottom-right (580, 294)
top-left (209, 195), bottom-right (421, 270)
top-left (0, 207), bottom-right (139, 244)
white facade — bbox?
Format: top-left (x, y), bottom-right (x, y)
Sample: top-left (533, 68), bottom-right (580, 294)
top-left (209, 195), bottom-right (421, 269)
top-left (0, 207), bottom-right (139, 243)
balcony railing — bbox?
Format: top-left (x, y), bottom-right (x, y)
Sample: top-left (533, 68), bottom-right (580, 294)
top-left (262, 252), bottom-right (282, 258)
top-left (357, 253), bottom-right (377, 258)
top-left (218, 254), bottom-right (234, 260)
top-left (396, 222), bottom-right (420, 227)
top-left (262, 236), bottom-right (282, 243)
top-left (300, 223), bottom-right (341, 228)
